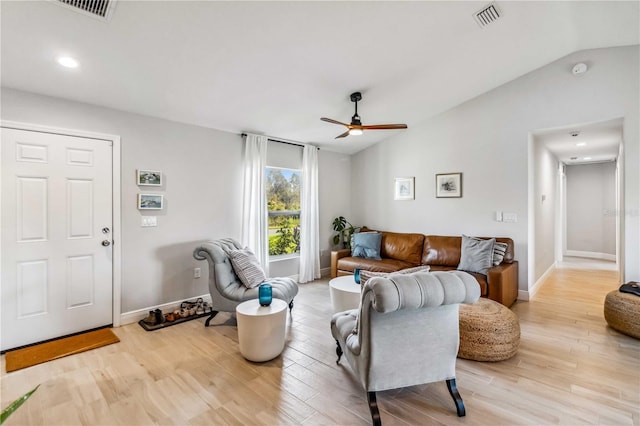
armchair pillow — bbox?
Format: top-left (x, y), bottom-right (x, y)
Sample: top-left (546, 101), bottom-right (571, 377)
top-left (228, 248), bottom-right (266, 288)
top-left (457, 235), bottom-right (495, 275)
top-left (352, 232), bottom-right (382, 260)
top-left (467, 236), bottom-right (509, 266)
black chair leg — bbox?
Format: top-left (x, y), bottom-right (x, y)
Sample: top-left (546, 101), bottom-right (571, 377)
top-left (289, 299), bottom-right (294, 312)
top-left (335, 340), bottom-right (343, 364)
top-left (446, 378), bottom-right (466, 417)
top-left (204, 311), bottom-right (219, 327)
top-left (367, 391), bottom-right (382, 426)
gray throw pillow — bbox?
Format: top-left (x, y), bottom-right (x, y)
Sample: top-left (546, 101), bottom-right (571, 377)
top-left (468, 236), bottom-right (508, 266)
top-left (457, 235), bottom-right (495, 275)
top-left (228, 248), bottom-right (266, 288)
top-left (352, 232), bottom-right (382, 260)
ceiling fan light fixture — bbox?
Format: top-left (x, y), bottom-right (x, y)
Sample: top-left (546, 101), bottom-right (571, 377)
top-left (349, 128), bottom-right (363, 136)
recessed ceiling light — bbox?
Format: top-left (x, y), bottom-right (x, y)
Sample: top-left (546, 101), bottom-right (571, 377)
top-left (583, 157), bottom-right (592, 160)
top-left (576, 142), bottom-right (587, 147)
top-left (57, 56), bottom-right (79, 68)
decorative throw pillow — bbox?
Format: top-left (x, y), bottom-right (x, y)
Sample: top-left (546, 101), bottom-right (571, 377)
top-left (492, 241), bottom-right (508, 266)
top-left (352, 232), bottom-right (382, 260)
top-left (468, 236), bottom-right (508, 266)
top-left (457, 235), bottom-right (495, 275)
top-left (228, 248), bottom-right (266, 288)
top-left (359, 265), bottom-right (431, 286)
top-left (350, 231), bottom-right (377, 252)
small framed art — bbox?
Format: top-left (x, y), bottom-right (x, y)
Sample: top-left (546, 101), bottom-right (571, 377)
top-left (436, 173), bottom-right (462, 198)
top-left (137, 170), bottom-right (162, 186)
top-left (394, 177), bottom-right (415, 200)
top-left (138, 193), bottom-right (164, 210)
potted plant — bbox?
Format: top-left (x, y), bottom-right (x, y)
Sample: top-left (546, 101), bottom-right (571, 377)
top-left (1, 385), bottom-right (39, 424)
top-left (332, 216), bottom-right (362, 249)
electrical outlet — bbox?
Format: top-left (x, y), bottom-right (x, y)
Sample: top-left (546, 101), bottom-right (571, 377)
top-left (194, 267), bottom-right (201, 278)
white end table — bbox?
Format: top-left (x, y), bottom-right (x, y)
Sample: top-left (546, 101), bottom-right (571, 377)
top-left (329, 275), bottom-right (361, 313)
top-left (235, 298), bottom-right (287, 362)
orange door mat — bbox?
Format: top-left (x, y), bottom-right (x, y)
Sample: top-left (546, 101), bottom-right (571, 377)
top-left (4, 328), bottom-right (120, 373)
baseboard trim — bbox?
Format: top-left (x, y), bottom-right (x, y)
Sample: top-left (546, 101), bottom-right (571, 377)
top-left (120, 293), bottom-right (212, 325)
top-left (564, 250), bottom-right (616, 261)
top-left (519, 262), bottom-right (556, 301)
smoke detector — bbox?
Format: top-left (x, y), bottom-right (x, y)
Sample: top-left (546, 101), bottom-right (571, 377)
top-left (570, 131), bottom-right (580, 137)
top-left (572, 63), bottom-right (588, 75)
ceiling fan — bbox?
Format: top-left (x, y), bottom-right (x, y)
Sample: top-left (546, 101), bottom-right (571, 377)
top-left (321, 92), bottom-right (408, 139)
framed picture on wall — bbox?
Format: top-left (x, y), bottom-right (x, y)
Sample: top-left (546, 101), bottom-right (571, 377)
top-left (394, 177), bottom-right (415, 200)
top-left (436, 173), bottom-right (462, 198)
top-left (138, 194), bottom-right (164, 210)
top-left (137, 169), bottom-right (162, 186)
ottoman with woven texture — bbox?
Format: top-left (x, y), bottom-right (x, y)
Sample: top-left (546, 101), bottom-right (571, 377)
top-left (458, 298), bottom-right (520, 361)
top-left (604, 290), bottom-right (640, 339)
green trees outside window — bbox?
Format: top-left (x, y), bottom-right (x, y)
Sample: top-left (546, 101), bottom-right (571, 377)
top-left (266, 168), bottom-right (301, 256)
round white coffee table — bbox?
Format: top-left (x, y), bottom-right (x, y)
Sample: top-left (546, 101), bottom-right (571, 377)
top-left (329, 275), bottom-right (361, 313)
top-left (235, 298), bottom-right (287, 362)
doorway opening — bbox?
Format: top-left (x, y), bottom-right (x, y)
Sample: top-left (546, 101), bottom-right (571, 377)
top-left (528, 118), bottom-right (623, 299)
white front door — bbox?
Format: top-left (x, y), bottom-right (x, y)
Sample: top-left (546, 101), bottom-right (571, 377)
top-left (1, 128), bottom-right (113, 351)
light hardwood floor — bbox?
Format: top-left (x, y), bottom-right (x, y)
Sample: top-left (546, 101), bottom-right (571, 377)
top-left (2, 264), bottom-right (638, 425)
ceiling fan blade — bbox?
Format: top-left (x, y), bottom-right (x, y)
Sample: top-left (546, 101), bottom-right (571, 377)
top-left (361, 124), bottom-right (408, 130)
top-left (335, 130), bottom-right (351, 139)
top-left (321, 117), bottom-right (349, 127)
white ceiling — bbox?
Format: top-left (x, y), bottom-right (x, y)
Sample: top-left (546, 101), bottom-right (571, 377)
top-left (1, 1), bottom-right (638, 154)
top-left (535, 118), bottom-right (622, 165)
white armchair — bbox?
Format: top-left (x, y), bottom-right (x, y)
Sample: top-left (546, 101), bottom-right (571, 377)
top-left (330, 271), bottom-right (480, 425)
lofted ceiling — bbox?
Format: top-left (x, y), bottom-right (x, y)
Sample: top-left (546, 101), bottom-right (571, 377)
top-left (1, 1), bottom-right (638, 154)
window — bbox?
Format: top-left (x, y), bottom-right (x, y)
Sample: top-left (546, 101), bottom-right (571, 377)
top-left (266, 167), bottom-right (301, 256)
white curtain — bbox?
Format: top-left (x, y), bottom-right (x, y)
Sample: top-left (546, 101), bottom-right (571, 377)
top-left (241, 134), bottom-right (269, 275)
top-left (299, 145), bottom-right (321, 283)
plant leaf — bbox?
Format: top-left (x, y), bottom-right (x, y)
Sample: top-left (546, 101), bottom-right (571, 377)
top-left (1, 384), bottom-right (39, 424)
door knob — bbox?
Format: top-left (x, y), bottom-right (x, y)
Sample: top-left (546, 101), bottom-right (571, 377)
top-left (101, 240), bottom-right (111, 247)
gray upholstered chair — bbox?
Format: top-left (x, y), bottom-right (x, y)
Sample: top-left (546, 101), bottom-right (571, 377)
top-left (330, 271), bottom-right (480, 425)
top-left (193, 238), bottom-right (299, 326)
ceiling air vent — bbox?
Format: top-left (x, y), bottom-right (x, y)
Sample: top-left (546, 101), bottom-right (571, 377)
top-left (55, 0), bottom-right (117, 21)
top-left (473, 2), bottom-right (502, 28)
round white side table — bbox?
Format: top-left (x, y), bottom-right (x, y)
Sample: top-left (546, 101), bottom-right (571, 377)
top-left (235, 298), bottom-right (287, 362)
top-left (329, 275), bottom-right (361, 313)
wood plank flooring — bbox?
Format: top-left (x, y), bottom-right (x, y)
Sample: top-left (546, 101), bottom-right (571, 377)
top-left (2, 264), bottom-right (638, 425)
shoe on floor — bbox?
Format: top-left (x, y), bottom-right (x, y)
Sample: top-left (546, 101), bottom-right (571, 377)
top-left (142, 310), bottom-right (156, 325)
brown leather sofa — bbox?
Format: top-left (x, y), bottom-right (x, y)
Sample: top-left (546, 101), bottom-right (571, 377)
top-left (331, 230), bottom-right (518, 307)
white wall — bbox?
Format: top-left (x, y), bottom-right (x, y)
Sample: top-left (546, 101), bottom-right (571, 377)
top-left (533, 140), bottom-right (559, 281)
top-left (351, 45), bottom-right (640, 291)
top-left (1, 88), bottom-right (351, 315)
top-left (566, 162), bottom-right (617, 256)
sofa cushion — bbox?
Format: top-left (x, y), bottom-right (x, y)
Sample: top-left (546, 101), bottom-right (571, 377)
top-left (422, 235), bottom-right (463, 266)
top-left (368, 229), bottom-right (424, 264)
top-left (352, 232), bottom-right (382, 260)
top-left (458, 235), bottom-right (495, 275)
top-left (338, 256), bottom-right (416, 274)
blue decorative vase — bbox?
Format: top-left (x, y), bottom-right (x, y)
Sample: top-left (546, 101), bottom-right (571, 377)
top-left (354, 268), bottom-right (361, 284)
top-left (259, 283), bottom-right (272, 306)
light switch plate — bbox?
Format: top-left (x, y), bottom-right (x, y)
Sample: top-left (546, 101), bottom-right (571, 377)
top-left (495, 211), bottom-right (503, 222)
top-left (503, 212), bottom-right (518, 223)
top-left (142, 216), bottom-right (157, 227)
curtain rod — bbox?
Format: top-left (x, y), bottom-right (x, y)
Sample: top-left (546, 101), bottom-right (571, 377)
top-left (241, 133), bottom-right (319, 150)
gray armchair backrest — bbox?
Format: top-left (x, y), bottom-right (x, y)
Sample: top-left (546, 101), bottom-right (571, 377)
top-left (193, 238), bottom-right (255, 312)
top-left (347, 271), bottom-right (480, 391)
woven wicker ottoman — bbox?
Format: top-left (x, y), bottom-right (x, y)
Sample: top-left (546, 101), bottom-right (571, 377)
top-left (458, 298), bottom-right (520, 361)
top-left (604, 291), bottom-right (640, 339)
